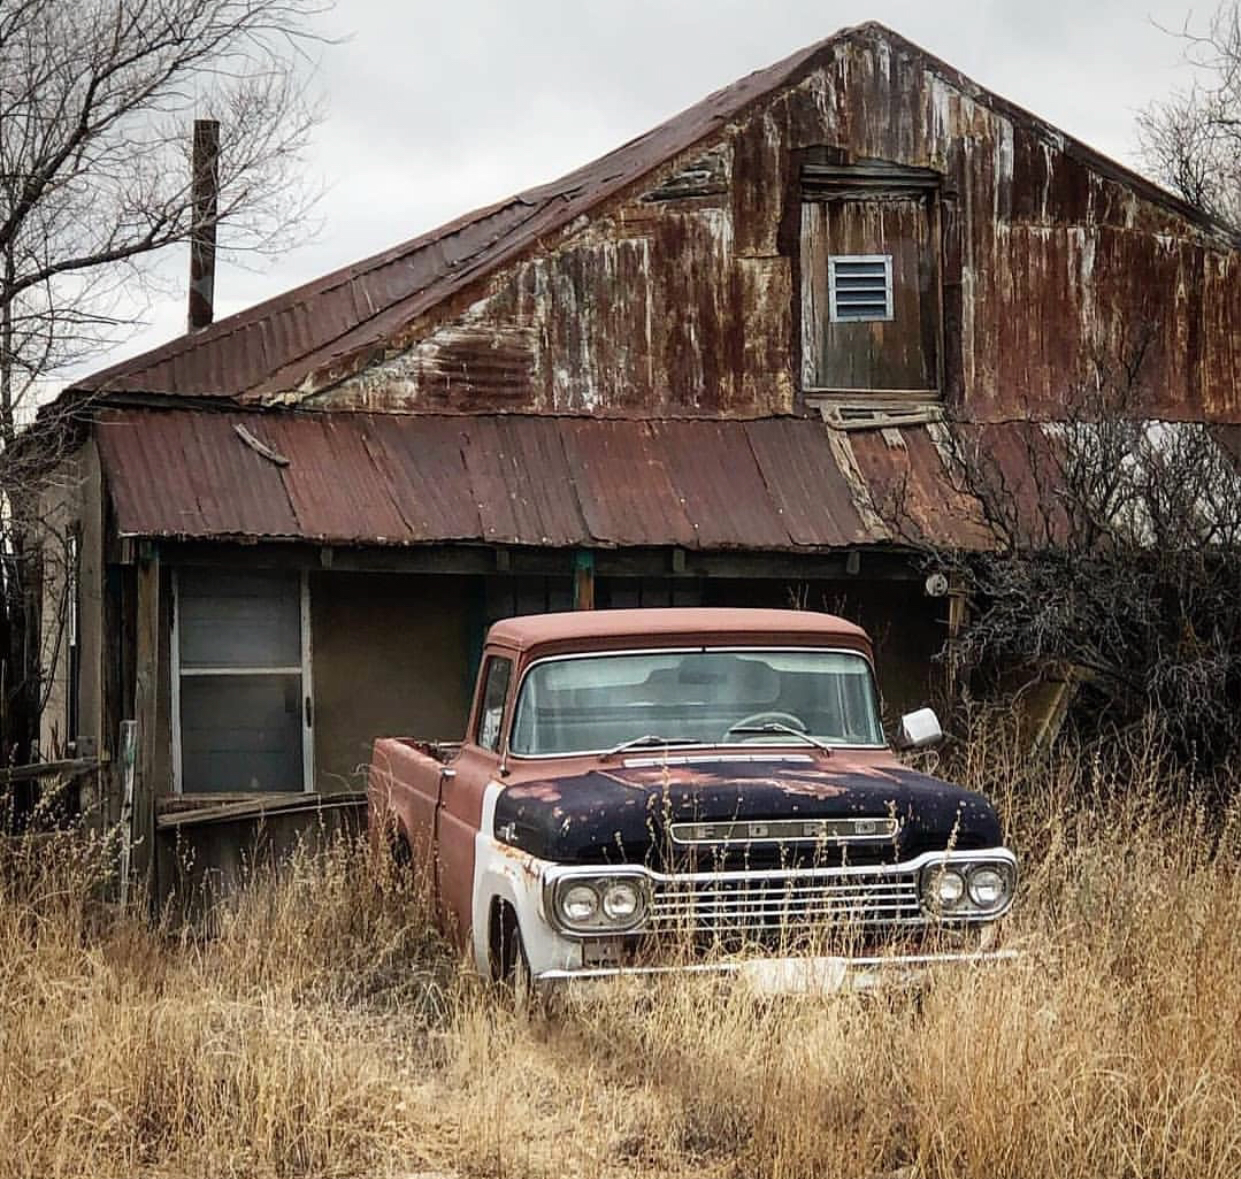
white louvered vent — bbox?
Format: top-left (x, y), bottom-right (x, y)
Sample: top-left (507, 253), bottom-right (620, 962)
top-left (828, 255), bottom-right (894, 323)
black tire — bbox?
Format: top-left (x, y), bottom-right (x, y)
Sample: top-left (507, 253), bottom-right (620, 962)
top-left (388, 825), bottom-right (413, 873)
top-left (491, 900), bottom-right (536, 1008)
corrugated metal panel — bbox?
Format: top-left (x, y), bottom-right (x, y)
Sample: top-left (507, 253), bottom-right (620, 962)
top-left (650, 420), bottom-right (795, 550)
top-left (94, 410), bottom-right (872, 551)
top-left (360, 416), bottom-right (481, 539)
top-left (847, 425), bottom-right (992, 550)
top-left (560, 418), bottom-right (700, 548)
top-left (460, 416), bottom-right (589, 547)
top-left (744, 418), bottom-right (872, 548)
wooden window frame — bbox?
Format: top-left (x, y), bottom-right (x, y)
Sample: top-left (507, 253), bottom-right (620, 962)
top-left (799, 159), bottom-right (946, 404)
top-left (170, 569), bottom-right (315, 795)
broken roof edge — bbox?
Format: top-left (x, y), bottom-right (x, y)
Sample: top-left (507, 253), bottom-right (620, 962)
top-left (62, 193), bottom-right (524, 399)
top-left (61, 20), bottom-right (1238, 413)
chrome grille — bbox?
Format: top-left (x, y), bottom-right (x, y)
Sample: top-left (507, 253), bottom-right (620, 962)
top-left (648, 868), bottom-right (923, 934)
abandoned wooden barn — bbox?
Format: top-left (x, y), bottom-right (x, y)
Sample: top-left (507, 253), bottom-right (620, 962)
top-left (31, 22), bottom-right (1241, 886)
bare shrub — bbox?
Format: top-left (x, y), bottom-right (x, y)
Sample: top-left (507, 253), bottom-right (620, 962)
top-left (876, 351), bottom-right (1241, 770)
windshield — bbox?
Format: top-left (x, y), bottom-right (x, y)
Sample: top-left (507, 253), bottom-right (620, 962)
top-left (509, 648), bottom-right (884, 756)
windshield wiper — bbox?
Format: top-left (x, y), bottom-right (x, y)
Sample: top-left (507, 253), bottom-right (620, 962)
top-left (601, 734), bottom-right (704, 759)
top-left (725, 722), bottom-right (833, 754)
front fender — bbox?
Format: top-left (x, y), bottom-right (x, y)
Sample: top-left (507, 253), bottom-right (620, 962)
top-left (471, 785), bottom-right (583, 977)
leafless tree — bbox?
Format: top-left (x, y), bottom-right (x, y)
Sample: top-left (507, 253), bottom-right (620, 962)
top-left (1138, 1), bottom-right (1241, 228)
top-left (875, 332), bottom-right (1241, 768)
top-left (0, 0), bottom-right (331, 764)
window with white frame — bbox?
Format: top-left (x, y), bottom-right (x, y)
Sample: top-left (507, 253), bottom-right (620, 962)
top-left (827, 255), bottom-right (894, 323)
top-left (172, 569), bottom-right (313, 794)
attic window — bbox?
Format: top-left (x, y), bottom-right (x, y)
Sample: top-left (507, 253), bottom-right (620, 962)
top-left (828, 255), bottom-right (893, 323)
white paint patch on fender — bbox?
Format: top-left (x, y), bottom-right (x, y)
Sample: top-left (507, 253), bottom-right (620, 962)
top-left (470, 780), bottom-right (583, 978)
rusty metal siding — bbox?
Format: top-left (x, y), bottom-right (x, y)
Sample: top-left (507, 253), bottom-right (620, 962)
top-left (846, 426), bottom-right (989, 550)
top-left (69, 24), bottom-right (1240, 427)
top-left (461, 417), bottom-right (588, 547)
top-left (361, 417), bottom-right (481, 539)
top-left (316, 32), bottom-right (1238, 422)
top-left (95, 410), bottom-right (870, 551)
top-left (743, 418), bottom-right (871, 548)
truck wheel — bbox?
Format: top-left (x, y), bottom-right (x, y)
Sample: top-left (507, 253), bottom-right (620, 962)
top-left (490, 900), bottom-right (535, 1006)
top-left (388, 826), bottom-right (413, 873)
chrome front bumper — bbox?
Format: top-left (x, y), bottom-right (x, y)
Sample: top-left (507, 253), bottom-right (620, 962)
top-left (536, 948), bottom-right (1019, 996)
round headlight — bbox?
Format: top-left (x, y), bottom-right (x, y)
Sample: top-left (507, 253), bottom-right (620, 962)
top-left (930, 867), bottom-right (966, 910)
top-left (602, 879), bottom-right (643, 922)
top-left (968, 866), bottom-right (1009, 910)
top-left (560, 883), bottom-right (599, 924)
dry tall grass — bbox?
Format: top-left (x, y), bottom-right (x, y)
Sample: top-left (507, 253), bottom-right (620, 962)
top-left (3, 725), bottom-right (1241, 1179)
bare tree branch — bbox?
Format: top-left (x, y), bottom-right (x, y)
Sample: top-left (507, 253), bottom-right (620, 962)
top-left (0, 0), bottom-right (333, 765)
top-left (881, 338), bottom-right (1241, 768)
top-left (1138, 2), bottom-right (1241, 228)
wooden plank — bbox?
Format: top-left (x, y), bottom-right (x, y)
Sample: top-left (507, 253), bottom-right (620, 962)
top-left (157, 791), bottom-right (306, 814)
top-left (156, 790), bottom-right (366, 831)
top-left (0, 758), bottom-right (98, 784)
top-left (132, 554), bottom-right (160, 891)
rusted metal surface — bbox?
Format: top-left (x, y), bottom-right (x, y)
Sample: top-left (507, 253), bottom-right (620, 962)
top-left (67, 23), bottom-right (1239, 424)
top-left (94, 410), bottom-right (871, 550)
top-left (99, 405), bottom-right (1238, 556)
top-left (846, 417), bottom-right (1241, 551)
top-left (847, 424), bottom-right (990, 550)
top-left (1214, 425), bottom-right (1241, 468)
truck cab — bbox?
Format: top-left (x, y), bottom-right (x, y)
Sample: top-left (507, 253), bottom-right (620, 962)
top-left (368, 608), bottom-right (1016, 993)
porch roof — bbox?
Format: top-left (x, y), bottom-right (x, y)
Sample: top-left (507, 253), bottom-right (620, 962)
top-left (95, 409), bottom-right (884, 552)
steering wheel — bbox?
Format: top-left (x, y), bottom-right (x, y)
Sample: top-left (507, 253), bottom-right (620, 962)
top-left (724, 711), bottom-right (809, 741)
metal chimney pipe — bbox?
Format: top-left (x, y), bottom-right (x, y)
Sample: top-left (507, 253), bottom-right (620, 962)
top-left (188, 119), bottom-right (220, 332)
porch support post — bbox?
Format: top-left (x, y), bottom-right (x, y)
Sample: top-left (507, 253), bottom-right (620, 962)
top-left (573, 549), bottom-right (595, 610)
top-left (132, 546), bottom-right (161, 898)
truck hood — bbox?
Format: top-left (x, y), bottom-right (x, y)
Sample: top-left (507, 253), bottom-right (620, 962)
top-left (494, 755), bottom-right (1001, 868)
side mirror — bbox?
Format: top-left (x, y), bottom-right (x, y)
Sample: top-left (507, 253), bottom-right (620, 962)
top-left (895, 707), bottom-right (944, 751)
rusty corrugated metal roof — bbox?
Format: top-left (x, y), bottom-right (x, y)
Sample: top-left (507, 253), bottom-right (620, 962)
top-left (67, 21), bottom-right (1230, 410)
top-left (95, 410), bottom-right (872, 550)
top-left (102, 409), bottom-right (1236, 555)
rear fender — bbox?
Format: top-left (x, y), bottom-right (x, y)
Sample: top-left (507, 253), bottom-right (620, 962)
top-left (368, 738), bottom-right (442, 877)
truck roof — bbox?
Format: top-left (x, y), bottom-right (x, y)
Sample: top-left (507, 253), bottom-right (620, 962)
top-left (486, 607), bottom-right (869, 652)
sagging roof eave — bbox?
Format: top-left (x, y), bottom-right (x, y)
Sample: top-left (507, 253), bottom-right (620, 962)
top-left (114, 525), bottom-right (929, 557)
top-left (60, 21), bottom-right (1239, 414)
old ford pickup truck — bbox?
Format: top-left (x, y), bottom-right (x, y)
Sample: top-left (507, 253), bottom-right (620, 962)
top-left (368, 608), bottom-right (1016, 993)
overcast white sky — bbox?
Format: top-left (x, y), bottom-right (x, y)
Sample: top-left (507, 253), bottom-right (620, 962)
top-left (76, 0), bottom-right (1205, 382)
